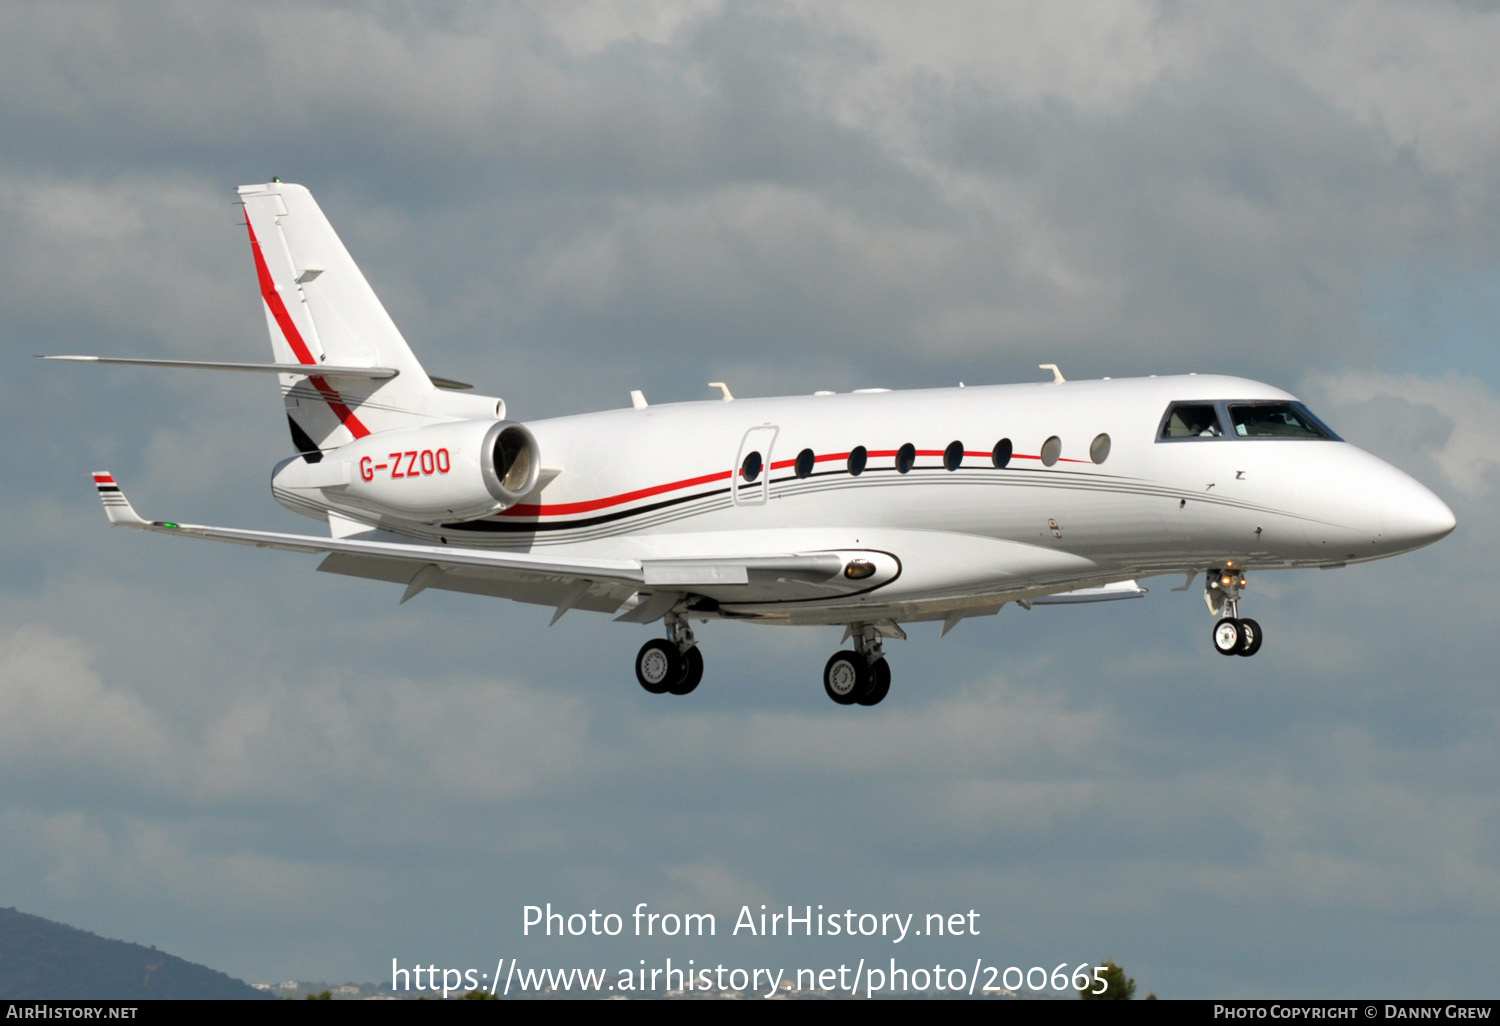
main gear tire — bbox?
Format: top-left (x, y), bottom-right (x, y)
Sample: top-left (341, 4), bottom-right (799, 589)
top-left (823, 650), bottom-right (868, 705)
top-left (635, 638), bottom-right (681, 694)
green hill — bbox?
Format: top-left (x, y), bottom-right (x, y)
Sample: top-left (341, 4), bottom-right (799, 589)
top-left (0, 907), bottom-right (273, 1000)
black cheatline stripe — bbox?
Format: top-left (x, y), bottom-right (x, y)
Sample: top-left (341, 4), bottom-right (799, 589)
top-left (520, 497), bottom-right (734, 546)
top-left (442, 485), bottom-right (736, 533)
top-left (447, 464), bottom-right (1140, 537)
top-left (281, 491), bottom-right (730, 549)
top-left (96, 485), bottom-right (121, 493)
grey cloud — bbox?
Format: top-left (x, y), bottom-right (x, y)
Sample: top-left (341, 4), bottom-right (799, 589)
top-left (4, 0), bottom-right (1500, 998)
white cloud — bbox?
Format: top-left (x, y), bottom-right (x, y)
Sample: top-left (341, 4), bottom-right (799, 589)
top-left (1304, 370), bottom-right (1500, 497)
top-left (0, 627), bottom-right (168, 778)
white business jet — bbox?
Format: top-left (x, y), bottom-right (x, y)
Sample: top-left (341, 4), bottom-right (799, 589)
top-left (51, 182), bottom-right (1456, 706)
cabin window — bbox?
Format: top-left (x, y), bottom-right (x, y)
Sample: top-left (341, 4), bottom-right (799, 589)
top-left (896, 443), bottom-right (917, 474)
top-left (1040, 436), bottom-right (1062, 466)
top-left (1159, 402), bottom-right (1224, 439)
top-left (944, 440), bottom-right (964, 471)
top-left (848, 446), bottom-right (868, 476)
top-left (741, 451), bottom-right (763, 483)
top-left (795, 448), bottom-right (815, 479)
top-left (1227, 402), bottom-right (1338, 440)
top-left (1090, 433), bottom-right (1111, 464)
top-left (992, 438), bottom-right (1013, 468)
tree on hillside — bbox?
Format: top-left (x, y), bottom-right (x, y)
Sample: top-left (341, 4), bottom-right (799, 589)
top-left (1078, 960), bottom-right (1135, 1000)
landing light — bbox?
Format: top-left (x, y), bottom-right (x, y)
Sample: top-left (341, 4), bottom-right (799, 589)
top-left (844, 559), bottom-right (876, 580)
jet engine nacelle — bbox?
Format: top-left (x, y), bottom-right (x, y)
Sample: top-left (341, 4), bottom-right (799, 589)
top-left (272, 419), bottom-right (541, 523)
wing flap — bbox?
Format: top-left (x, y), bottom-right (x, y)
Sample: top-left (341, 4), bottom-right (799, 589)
top-left (1028, 580), bottom-right (1147, 605)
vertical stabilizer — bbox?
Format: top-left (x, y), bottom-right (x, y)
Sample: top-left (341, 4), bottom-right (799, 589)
top-left (238, 182), bottom-right (500, 454)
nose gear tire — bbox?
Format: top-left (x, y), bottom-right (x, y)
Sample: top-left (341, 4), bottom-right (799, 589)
top-left (1213, 617), bottom-right (1242, 656)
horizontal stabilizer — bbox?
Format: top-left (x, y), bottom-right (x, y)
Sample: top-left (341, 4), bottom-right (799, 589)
top-left (43, 355), bottom-right (399, 381)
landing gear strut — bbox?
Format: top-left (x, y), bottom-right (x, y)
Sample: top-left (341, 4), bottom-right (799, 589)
top-left (824, 623), bottom-right (892, 705)
top-left (635, 612), bottom-right (705, 695)
top-left (1205, 563), bottom-right (1263, 657)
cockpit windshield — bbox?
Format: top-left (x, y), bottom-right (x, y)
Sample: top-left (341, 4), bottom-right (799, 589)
top-left (1158, 400), bottom-right (1340, 442)
top-left (1226, 402), bottom-right (1338, 439)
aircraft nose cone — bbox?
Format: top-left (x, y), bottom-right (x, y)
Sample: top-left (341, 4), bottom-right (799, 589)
top-left (1384, 476), bottom-right (1457, 551)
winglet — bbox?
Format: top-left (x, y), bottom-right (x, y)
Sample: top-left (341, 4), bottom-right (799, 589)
top-left (92, 472), bottom-right (149, 527)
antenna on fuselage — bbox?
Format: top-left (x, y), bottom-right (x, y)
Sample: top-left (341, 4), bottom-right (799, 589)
top-left (1039, 363), bottom-right (1066, 383)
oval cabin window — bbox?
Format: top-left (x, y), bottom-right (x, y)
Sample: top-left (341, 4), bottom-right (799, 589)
top-left (1090, 433), bottom-right (1111, 464)
top-left (896, 443), bottom-right (916, 474)
top-left (848, 446), bottom-right (868, 476)
top-left (1040, 436), bottom-right (1062, 466)
top-left (741, 451), bottom-right (762, 483)
top-left (992, 438), bottom-right (1013, 468)
top-left (944, 440), bottom-right (964, 471)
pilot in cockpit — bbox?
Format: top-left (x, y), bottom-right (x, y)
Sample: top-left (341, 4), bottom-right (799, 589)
top-left (1166, 404), bottom-right (1222, 438)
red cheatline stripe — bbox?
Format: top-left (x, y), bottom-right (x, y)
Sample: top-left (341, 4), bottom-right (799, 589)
top-left (243, 213), bottom-right (370, 440)
top-left (501, 469), bottom-right (734, 517)
top-left (92, 474), bottom-right (115, 484)
top-left (499, 443), bottom-right (1081, 519)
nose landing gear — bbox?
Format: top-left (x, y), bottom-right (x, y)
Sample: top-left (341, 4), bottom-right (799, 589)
top-left (1206, 563), bottom-right (1263, 657)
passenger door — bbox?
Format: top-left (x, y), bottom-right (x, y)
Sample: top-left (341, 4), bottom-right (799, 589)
top-left (733, 426), bottom-right (778, 506)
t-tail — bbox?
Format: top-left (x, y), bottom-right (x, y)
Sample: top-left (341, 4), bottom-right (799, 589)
top-left (46, 182), bottom-right (541, 529)
top-left (237, 182), bottom-right (504, 458)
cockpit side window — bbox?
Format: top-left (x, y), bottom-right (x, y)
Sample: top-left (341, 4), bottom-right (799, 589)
top-left (1227, 402), bottom-right (1338, 440)
top-left (1159, 402), bottom-right (1224, 440)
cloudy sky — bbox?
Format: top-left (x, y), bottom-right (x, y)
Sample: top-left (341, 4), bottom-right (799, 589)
top-left (2, 0), bottom-right (1498, 999)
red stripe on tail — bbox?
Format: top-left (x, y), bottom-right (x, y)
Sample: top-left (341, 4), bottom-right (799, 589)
top-left (243, 214), bottom-right (371, 440)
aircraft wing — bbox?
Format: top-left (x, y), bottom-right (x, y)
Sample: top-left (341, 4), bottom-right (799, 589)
top-left (90, 473), bottom-right (849, 613)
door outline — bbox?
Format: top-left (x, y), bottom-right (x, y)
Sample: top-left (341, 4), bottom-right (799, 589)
top-left (733, 426), bottom-right (779, 506)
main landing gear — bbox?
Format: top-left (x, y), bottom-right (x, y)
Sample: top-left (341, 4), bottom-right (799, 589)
top-left (634, 613), bottom-right (704, 696)
top-left (633, 616), bottom-right (897, 706)
top-left (1205, 563), bottom-right (1263, 657)
top-left (823, 624), bottom-right (892, 706)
